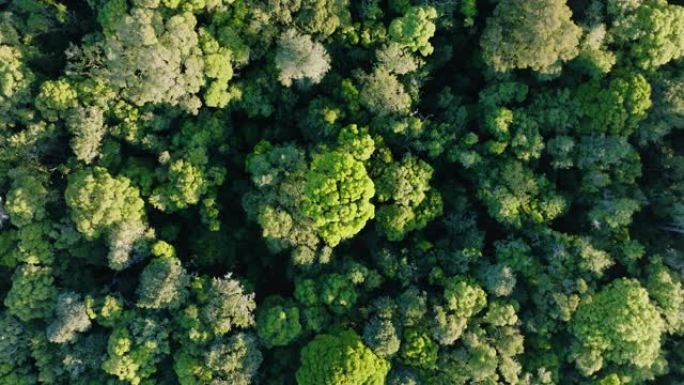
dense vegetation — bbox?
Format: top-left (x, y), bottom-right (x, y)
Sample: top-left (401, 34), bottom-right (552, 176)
top-left (1, 0), bottom-right (684, 384)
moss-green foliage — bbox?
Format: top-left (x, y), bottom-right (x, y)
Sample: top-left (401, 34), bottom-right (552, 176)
top-left (570, 278), bottom-right (665, 376)
top-left (480, 0), bottom-right (581, 74)
top-left (136, 247), bottom-right (189, 310)
top-left (65, 167), bottom-right (145, 240)
top-left (388, 6), bottom-right (437, 57)
top-left (2, 0), bottom-right (684, 384)
top-left (65, 167), bottom-right (148, 270)
top-left (256, 296), bottom-right (302, 347)
top-left (400, 328), bottom-right (438, 369)
top-left (5, 167), bottom-right (48, 228)
top-left (374, 155), bottom-right (442, 241)
top-left (576, 71), bottom-right (652, 135)
top-left (611, 0), bottom-right (684, 70)
top-left (4, 264), bottom-right (57, 322)
top-left (296, 329), bottom-right (390, 385)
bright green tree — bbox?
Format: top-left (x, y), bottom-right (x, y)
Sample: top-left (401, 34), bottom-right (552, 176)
top-left (65, 167), bottom-right (148, 270)
top-left (296, 329), bottom-right (390, 385)
top-left (302, 128), bottom-right (376, 247)
top-left (570, 278), bottom-right (665, 376)
top-left (388, 6), bottom-right (438, 57)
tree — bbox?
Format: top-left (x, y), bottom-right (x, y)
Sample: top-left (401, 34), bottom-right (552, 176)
top-left (296, 0), bottom-right (351, 37)
top-left (65, 167), bottom-right (148, 270)
top-left (46, 292), bottom-right (92, 344)
top-left (173, 274), bottom-right (262, 385)
top-left (99, 4), bottom-right (205, 112)
top-left (388, 6), bottom-right (438, 57)
top-left (275, 29), bottom-right (330, 87)
top-left (481, 0), bottom-right (581, 74)
top-left (0, 313), bottom-right (34, 385)
top-left (376, 43), bottom-right (420, 75)
top-left (442, 276), bottom-right (487, 320)
top-left (150, 158), bottom-right (222, 212)
top-left (202, 333), bottom-right (263, 385)
top-left (636, 70), bottom-right (684, 144)
top-left (611, 0), bottom-right (684, 70)
top-left (4, 264), bottom-right (57, 322)
top-left (358, 68), bottom-right (411, 116)
top-left (364, 316), bottom-right (401, 357)
top-left (65, 106), bottom-right (106, 164)
top-left (478, 160), bottom-right (567, 227)
top-left (0, 43), bottom-right (34, 129)
top-left (136, 248), bottom-right (190, 310)
top-left (243, 140), bottom-right (327, 264)
top-left (429, 276), bottom-right (488, 345)
top-left (400, 327), bottom-right (438, 369)
top-left (302, 149), bottom-right (375, 247)
top-left (34, 79), bottom-right (78, 122)
top-left (646, 257), bottom-right (684, 335)
top-left (374, 155), bottom-right (443, 241)
top-left (576, 71), bottom-right (652, 136)
top-left (201, 274), bottom-right (257, 336)
top-left (301, 125), bottom-right (376, 247)
top-left (101, 314), bottom-right (170, 385)
top-left (296, 329), bottom-right (390, 385)
top-left (5, 167), bottom-right (48, 228)
top-left (570, 278), bottom-right (665, 376)
top-left (256, 296), bottom-right (303, 347)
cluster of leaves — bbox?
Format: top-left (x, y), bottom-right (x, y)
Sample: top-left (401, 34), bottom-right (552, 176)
top-left (2, 0), bottom-right (684, 384)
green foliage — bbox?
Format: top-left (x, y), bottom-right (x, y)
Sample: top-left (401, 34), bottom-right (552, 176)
top-left (442, 276), bottom-right (487, 319)
top-left (461, 0), bottom-right (477, 27)
top-left (0, 43), bottom-right (34, 129)
top-left (359, 68), bottom-right (412, 116)
top-left (101, 315), bottom-right (170, 385)
top-left (296, 0), bottom-right (351, 37)
top-left (5, 167), bottom-right (48, 227)
top-left (388, 6), bottom-right (437, 57)
top-left (364, 316), bottom-right (401, 357)
top-left (296, 329), bottom-right (390, 385)
top-left (375, 155), bottom-right (443, 240)
top-left (0, 314), bottom-right (34, 384)
top-left (646, 256), bottom-right (684, 335)
top-left (65, 106), bottom-right (106, 164)
top-left (243, 140), bottom-right (328, 264)
top-left (136, 252), bottom-right (190, 310)
top-left (576, 72), bottom-right (652, 135)
top-left (199, 275), bottom-right (257, 336)
top-left (4, 264), bottom-right (57, 321)
top-left (400, 328), bottom-right (438, 369)
top-left (99, 5), bottom-right (204, 112)
top-left (65, 167), bottom-right (147, 270)
top-left (302, 140), bottom-right (375, 247)
top-left (478, 160), bottom-right (567, 227)
top-left (481, 0), bottom-right (581, 73)
top-left (256, 296), bottom-right (303, 347)
top-left (2, 1), bottom-right (684, 384)
top-left (34, 79), bottom-right (77, 122)
top-left (570, 278), bottom-right (665, 376)
top-left (611, 0), bottom-right (684, 70)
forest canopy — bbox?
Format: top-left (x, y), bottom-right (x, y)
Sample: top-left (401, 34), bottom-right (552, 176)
top-left (1, 0), bottom-right (684, 385)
